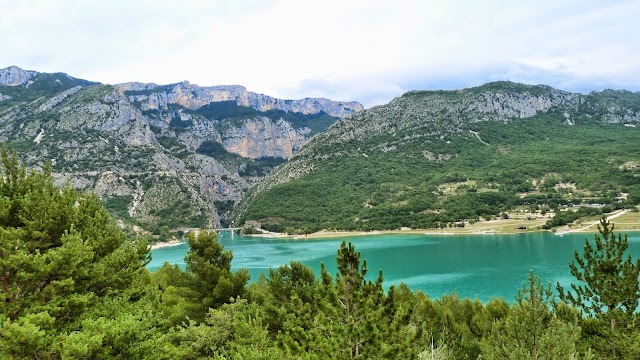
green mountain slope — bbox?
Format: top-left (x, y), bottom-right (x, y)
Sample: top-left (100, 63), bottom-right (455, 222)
top-left (235, 82), bottom-right (640, 232)
top-left (1, 66), bottom-right (361, 235)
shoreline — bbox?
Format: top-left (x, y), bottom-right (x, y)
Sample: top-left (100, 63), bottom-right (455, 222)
top-left (553, 209), bottom-right (630, 235)
top-left (143, 211), bottom-right (639, 246)
top-left (252, 226), bottom-right (639, 240)
top-left (247, 210), bottom-right (639, 240)
top-left (149, 239), bottom-right (185, 250)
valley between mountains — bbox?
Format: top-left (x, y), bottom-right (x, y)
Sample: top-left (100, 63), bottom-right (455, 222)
top-left (0, 66), bottom-right (360, 238)
top-left (2, 66), bottom-right (639, 239)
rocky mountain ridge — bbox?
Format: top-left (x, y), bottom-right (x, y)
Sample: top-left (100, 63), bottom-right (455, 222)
top-left (252, 82), bottom-right (640, 190)
top-left (0, 66), bottom-right (362, 232)
top-left (0, 65), bottom-right (38, 86)
top-left (236, 81), bottom-right (640, 231)
top-left (118, 81), bottom-right (362, 117)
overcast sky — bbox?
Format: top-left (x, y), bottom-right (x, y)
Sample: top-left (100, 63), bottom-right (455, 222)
top-left (1, 0), bottom-right (638, 107)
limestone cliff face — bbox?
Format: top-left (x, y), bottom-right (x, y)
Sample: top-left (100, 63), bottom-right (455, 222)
top-left (1, 66), bottom-right (361, 229)
top-left (466, 87), bottom-right (580, 119)
top-left (177, 116), bottom-right (311, 159)
top-left (117, 81), bottom-right (363, 117)
top-left (221, 117), bottom-right (311, 159)
top-left (52, 87), bottom-right (157, 146)
top-left (0, 65), bottom-right (37, 86)
top-left (119, 82), bottom-right (247, 110)
top-left (245, 92), bottom-right (363, 117)
top-left (115, 80), bottom-right (363, 160)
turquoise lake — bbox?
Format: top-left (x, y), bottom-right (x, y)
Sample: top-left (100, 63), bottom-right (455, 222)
top-left (148, 231), bottom-right (640, 303)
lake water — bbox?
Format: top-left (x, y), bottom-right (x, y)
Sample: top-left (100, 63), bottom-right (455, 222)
top-left (147, 231), bottom-right (640, 302)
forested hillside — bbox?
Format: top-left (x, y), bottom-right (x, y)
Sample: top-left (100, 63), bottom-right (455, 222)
top-left (0, 66), bottom-right (360, 235)
top-left (237, 83), bottom-right (640, 233)
top-left (1, 154), bottom-right (639, 359)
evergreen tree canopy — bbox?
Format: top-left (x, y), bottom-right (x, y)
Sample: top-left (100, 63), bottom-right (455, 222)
top-left (480, 272), bottom-right (588, 360)
top-left (556, 216), bottom-right (640, 358)
top-left (557, 217), bottom-right (640, 319)
top-left (320, 241), bottom-right (385, 359)
top-left (153, 231), bottom-right (250, 324)
top-left (185, 231), bottom-right (250, 320)
top-left (0, 150), bottom-right (153, 358)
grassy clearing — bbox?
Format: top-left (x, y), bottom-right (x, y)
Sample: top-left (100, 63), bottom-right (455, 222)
top-left (285, 210), bottom-right (640, 240)
top-left (287, 217), bottom-right (551, 240)
top-left (608, 210), bottom-right (640, 231)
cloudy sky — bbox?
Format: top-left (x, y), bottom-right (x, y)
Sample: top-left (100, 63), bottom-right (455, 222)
top-left (1, 0), bottom-right (638, 107)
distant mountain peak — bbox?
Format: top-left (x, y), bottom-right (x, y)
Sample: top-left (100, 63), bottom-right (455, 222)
top-left (236, 81), bottom-right (640, 231)
top-left (116, 80), bottom-right (364, 118)
top-left (1, 65), bottom-right (365, 230)
top-left (0, 65), bottom-right (38, 86)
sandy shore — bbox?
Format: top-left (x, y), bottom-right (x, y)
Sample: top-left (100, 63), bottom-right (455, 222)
top-left (250, 228), bottom-right (512, 240)
top-left (299, 228), bottom-right (517, 239)
top-left (143, 211), bottom-right (638, 245)
top-left (247, 209), bottom-right (639, 240)
top-left (150, 239), bottom-right (185, 250)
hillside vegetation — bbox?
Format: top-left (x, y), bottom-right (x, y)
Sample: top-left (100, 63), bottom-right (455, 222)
top-left (0, 66), bottom-right (360, 236)
top-left (237, 83), bottom-right (640, 232)
top-left (2, 155), bottom-right (639, 358)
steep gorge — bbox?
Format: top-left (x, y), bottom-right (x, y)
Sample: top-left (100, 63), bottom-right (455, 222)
top-left (0, 66), bottom-right (362, 232)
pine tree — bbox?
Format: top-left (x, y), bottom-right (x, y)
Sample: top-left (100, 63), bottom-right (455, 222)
top-left (556, 216), bottom-right (640, 358)
top-left (184, 231), bottom-right (249, 321)
top-left (0, 149), bottom-right (155, 358)
top-left (480, 272), bottom-right (589, 360)
top-left (320, 241), bottom-right (385, 359)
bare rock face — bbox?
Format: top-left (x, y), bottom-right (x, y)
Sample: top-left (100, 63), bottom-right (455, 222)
top-left (468, 89), bottom-right (580, 119)
top-left (0, 66), bottom-right (37, 86)
top-left (117, 81), bottom-right (363, 118)
top-left (114, 79), bottom-right (365, 162)
top-left (1, 66), bottom-right (361, 230)
top-left (246, 92), bottom-right (363, 117)
top-left (221, 117), bottom-right (311, 159)
top-left (55, 87), bottom-right (157, 146)
top-left (38, 86), bottom-right (83, 112)
top-left (179, 116), bottom-right (315, 160)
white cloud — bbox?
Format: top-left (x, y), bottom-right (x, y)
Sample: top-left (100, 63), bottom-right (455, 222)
top-left (1, 0), bottom-right (638, 107)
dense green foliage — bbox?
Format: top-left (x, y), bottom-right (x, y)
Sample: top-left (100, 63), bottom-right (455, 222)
top-left (542, 207), bottom-right (605, 229)
top-left (196, 140), bottom-right (235, 160)
top-left (1, 157), bottom-right (638, 359)
top-left (557, 217), bottom-right (640, 358)
top-left (480, 272), bottom-right (587, 359)
top-left (0, 151), bottom-right (154, 358)
top-left (241, 106), bottom-right (640, 231)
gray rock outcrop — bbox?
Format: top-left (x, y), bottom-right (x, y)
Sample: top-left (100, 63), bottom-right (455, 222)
top-left (221, 116), bottom-right (310, 159)
top-left (38, 86), bottom-right (83, 112)
top-left (117, 81), bottom-right (363, 117)
top-left (0, 66), bottom-right (37, 86)
top-left (1, 66), bottom-right (362, 229)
